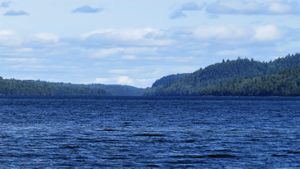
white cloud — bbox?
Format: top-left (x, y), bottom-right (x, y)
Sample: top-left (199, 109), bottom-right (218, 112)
top-left (1, 57), bottom-right (39, 64)
top-left (116, 76), bottom-right (134, 85)
top-left (206, 0), bottom-right (259, 14)
top-left (170, 2), bottom-right (203, 19)
top-left (108, 69), bottom-right (131, 74)
top-left (0, 56), bottom-right (45, 71)
top-left (0, 30), bottom-right (14, 37)
top-left (108, 67), bottom-right (151, 75)
top-left (94, 77), bottom-right (110, 84)
top-left (193, 26), bottom-right (248, 40)
top-left (269, 2), bottom-right (291, 13)
top-left (0, 30), bottom-right (61, 46)
top-left (15, 47), bottom-right (34, 53)
top-left (90, 47), bottom-right (156, 59)
top-left (33, 33), bottom-right (59, 43)
top-left (91, 48), bottom-right (121, 59)
top-left (205, 0), bottom-right (300, 15)
top-left (182, 25), bottom-right (284, 43)
top-left (0, 30), bottom-right (23, 46)
top-left (81, 28), bottom-right (173, 46)
top-left (253, 25), bottom-right (281, 41)
top-left (95, 76), bottom-right (134, 85)
top-left (216, 49), bottom-right (249, 57)
top-left (0, 30), bottom-right (15, 44)
top-left (82, 28), bottom-right (162, 40)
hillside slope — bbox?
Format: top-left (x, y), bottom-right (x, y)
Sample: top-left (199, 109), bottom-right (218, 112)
top-left (0, 78), bottom-right (109, 97)
top-left (0, 78), bottom-right (144, 97)
top-left (146, 54), bottom-right (300, 96)
top-left (88, 84), bottom-right (144, 96)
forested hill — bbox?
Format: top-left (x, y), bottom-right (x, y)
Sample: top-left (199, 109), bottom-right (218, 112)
top-left (146, 53), bottom-right (300, 96)
top-left (87, 84), bottom-right (144, 96)
top-left (0, 78), bottom-right (144, 97)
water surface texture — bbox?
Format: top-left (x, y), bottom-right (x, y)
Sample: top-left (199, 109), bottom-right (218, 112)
top-left (0, 97), bottom-right (299, 168)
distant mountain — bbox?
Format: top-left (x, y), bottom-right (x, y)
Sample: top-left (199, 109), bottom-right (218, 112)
top-left (88, 84), bottom-right (144, 96)
top-left (146, 53), bottom-right (300, 96)
top-left (0, 78), bottom-right (144, 97)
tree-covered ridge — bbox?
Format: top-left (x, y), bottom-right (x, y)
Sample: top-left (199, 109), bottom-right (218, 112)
top-left (0, 78), bottom-right (144, 97)
top-left (200, 65), bottom-right (300, 96)
top-left (146, 53), bottom-right (300, 96)
top-left (0, 78), bottom-right (109, 97)
top-left (88, 84), bottom-right (144, 96)
top-left (152, 73), bottom-right (189, 88)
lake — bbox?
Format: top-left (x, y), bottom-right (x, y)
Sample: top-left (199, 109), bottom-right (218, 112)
top-left (0, 97), bottom-right (299, 168)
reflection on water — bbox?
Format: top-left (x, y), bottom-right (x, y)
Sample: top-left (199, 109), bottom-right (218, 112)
top-left (0, 97), bottom-right (299, 168)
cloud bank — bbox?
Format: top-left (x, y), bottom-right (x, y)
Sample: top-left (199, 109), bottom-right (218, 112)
top-left (1, 24), bottom-right (298, 87)
top-left (170, 2), bottom-right (203, 19)
top-left (171, 0), bottom-right (300, 19)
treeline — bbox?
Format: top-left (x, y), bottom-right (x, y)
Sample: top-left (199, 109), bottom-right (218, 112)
top-left (146, 53), bottom-right (300, 96)
top-left (0, 78), bottom-right (109, 97)
top-left (88, 84), bottom-right (144, 96)
top-left (0, 78), bottom-right (144, 97)
top-left (200, 66), bottom-right (300, 96)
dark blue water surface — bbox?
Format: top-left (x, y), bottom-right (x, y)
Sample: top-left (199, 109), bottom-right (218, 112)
top-left (0, 97), bottom-right (299, 168)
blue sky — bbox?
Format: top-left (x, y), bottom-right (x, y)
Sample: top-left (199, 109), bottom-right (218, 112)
top-left (1, 0), bottom-right (300, 87)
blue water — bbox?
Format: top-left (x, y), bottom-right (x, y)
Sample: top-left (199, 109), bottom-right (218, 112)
top-left (0, 97), bottom-right (299, 168)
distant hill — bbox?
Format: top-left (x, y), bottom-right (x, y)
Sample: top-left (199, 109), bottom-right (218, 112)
top-left (200, 65), bottom-right (300, 96)
top-left (88, 84), bottom-right (144, 96)
top-left (0, 78), bottom-right (144, 97)
top-left (2, 53), bottom-right (299, 97)
top-left (146, 53), bottom-right (300, 96)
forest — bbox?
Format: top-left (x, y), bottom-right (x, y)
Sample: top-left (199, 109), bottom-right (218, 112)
top-left (146, 53), bottom-right (300, 96)
top-left (0, 78), bottom-right (143, 97)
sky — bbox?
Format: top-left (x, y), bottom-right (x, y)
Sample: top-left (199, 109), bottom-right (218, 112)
top-left (1, 0), bottom-right (300, 87)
